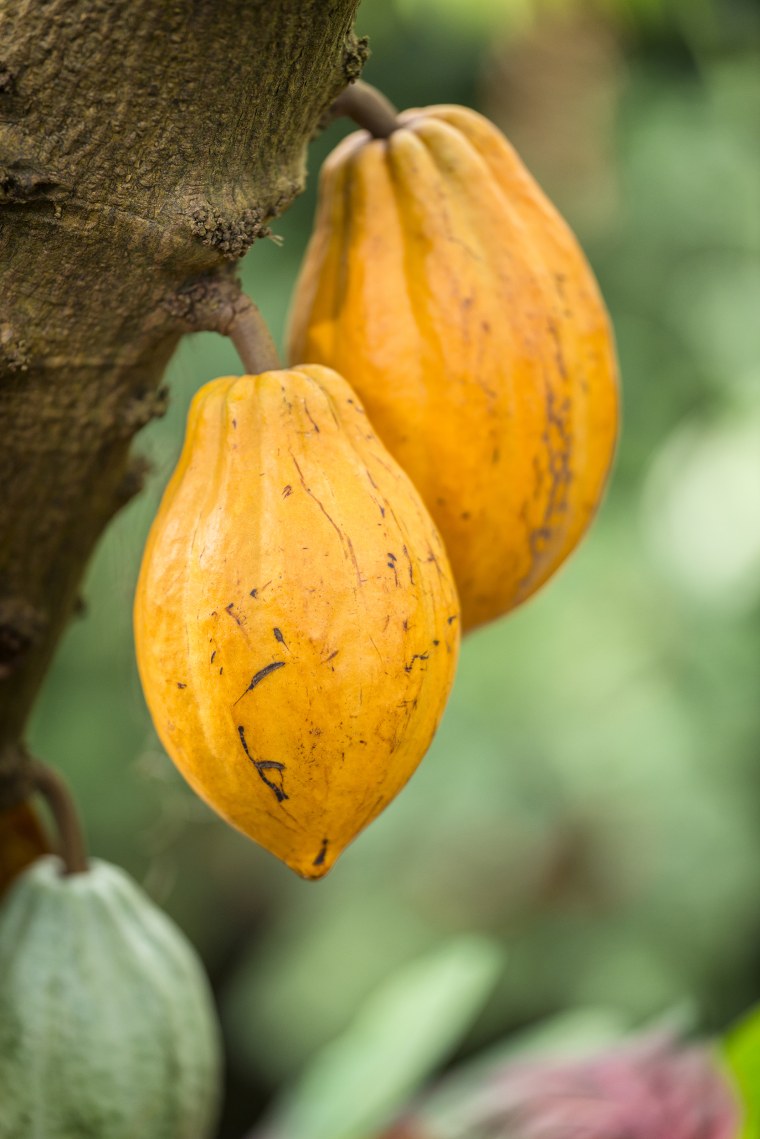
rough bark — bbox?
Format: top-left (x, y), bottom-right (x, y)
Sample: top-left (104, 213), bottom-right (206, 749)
top-left (0, 0), bottom-right (366, 804)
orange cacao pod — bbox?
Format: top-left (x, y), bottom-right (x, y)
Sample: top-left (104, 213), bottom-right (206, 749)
top-left (134, 366), bottom-right (460, 878)
top-left (288, 105), bottom-right (619, 631)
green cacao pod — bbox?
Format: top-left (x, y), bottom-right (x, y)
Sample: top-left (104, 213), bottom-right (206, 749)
top-left (0, 856), bottom-right (222, 1138)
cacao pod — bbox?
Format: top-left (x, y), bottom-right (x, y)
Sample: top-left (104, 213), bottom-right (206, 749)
top-left (134, 366), bottom-right (460, 879)
top-left (0, 856), bottom-right (221, 1138)
top-left (288, 105), bottom-right (619, 631)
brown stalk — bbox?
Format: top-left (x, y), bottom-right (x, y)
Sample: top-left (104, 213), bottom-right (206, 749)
top-left (332, 79), bottom-right (400, 139)
top-left (221, 294), bottom-right (282, 375)
top-left (29, 759), bottom-right (88, 876)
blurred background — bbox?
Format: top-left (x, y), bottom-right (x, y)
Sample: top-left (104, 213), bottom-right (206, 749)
top-left (27, 0), bottom-right (760, 1133)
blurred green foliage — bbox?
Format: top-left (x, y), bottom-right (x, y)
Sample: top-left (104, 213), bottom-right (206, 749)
top-left (725, 1003), bottom-right (760, 1138)
top-left (263, 937), bottom-right (502, 1139)
top-left (26, 0), bottom-right (760, 1132)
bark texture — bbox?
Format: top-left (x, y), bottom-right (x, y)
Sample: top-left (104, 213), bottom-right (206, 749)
top-left (0, 0), bottom-right (366, 803)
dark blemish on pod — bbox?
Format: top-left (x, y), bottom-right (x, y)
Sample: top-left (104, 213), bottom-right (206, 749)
top-left (226, 602), bottom-right (245, 626)
top-left (177, 682), bottom-right (187, 689)
top-left (323, 650), bottom-right (339, 664)
top-left (404, 652), bottom-right (429, 673)
top-left (234, 661), bottom-right (285, 705)
top-left (232, 418), bottom-right (238, 429)
top-left (402, 546), bottom-right (414, 585)
top-left (448, 614), bottom-right (458, 625)
top-left (369, 493), bottom-right (385, 518)
top-left (433, 640), bottom-right (440, 646)
top-left (303, 403), bottom-right (320, 433)
top-left (273, 627), bottom-right (287, 648)
top-left (282, 485), bottom-right (293, 498)
top-left (249, 580), bottom-right (272, 599)
top-left (291, 451), bottom-right (349, 560)
top-left (237, 727), bottom-right (289, 802)
top-left (219, 667), bottom-right (224, 674)
top-left (211, 651), bottom-right (216, 663)
top-left (254, 760), bottom-right (289, 802)
top-left (313, 838), bottom-right (329, 867)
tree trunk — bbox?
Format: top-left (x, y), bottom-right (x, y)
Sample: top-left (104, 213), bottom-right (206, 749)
top-left (0, 0), bottom-right (365, 804)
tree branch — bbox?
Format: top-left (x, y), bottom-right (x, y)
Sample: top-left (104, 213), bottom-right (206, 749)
top-left (0, 0), bottom-right (366, 805)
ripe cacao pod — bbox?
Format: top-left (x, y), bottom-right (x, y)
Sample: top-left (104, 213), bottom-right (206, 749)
top-left (0, 856), bottom-right (221, 1138)
top-left (288, 104), bottom-right (619, 631)
top-left (134, 366), bottom-right (460, 879)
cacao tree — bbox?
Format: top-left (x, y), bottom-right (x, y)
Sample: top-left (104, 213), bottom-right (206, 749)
top-left (0, 0), bottom-right (366, 810)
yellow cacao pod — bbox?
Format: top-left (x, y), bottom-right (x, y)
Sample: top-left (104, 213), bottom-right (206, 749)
top-left (288, 105), bottom-right (619, 631)
top-left (134, 366), bottom-right (460, 879)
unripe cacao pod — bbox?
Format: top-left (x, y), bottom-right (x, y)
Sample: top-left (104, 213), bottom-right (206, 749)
top-left (0, 856), bottom-right (221, 1139)
top-left (288, 105), bottom-right (619, 631)
top-left (134, 366), bottom-right (460, 879)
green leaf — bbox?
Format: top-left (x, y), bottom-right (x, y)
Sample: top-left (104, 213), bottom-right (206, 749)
top-left (722, 1005), bottom-right (760, 1138)
top-left (267, 936), bottom-right (503, 1139)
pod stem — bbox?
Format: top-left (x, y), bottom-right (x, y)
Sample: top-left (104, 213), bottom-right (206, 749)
top-left (225, 294), bottom-right (281, 375)
top-left (332, 80), bottom-right (400, 139)
top-left (29, 759), bottom-right (89, 876)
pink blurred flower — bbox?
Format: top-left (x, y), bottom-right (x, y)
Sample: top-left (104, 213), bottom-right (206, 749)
top-left (389, 1029), bottom-right (741, 1139)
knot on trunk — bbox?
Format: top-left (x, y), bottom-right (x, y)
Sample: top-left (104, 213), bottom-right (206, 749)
top-left (0, 600), bottom-right (47, 680)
